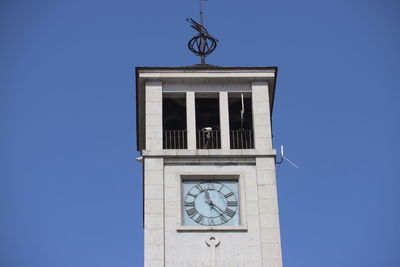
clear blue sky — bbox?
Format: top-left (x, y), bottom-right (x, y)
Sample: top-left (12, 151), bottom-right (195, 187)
top-left (1, 0), bottom-right (399, 266)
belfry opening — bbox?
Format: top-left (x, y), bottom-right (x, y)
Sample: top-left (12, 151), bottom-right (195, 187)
top-left (195, 93), bottom-right (221, 149)
top-left (162, 92), bottom-right (187, 149)
top-left (228, 92), bottom-right (254, 149)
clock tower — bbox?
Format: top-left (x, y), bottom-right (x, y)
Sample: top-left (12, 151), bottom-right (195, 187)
top-left (136, 66), bottom-right (283, 266)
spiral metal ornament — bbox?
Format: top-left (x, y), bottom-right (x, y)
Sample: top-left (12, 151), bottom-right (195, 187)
top-left (186, 18), bottom-right (218, 64)
top-left (188, 34), bottom-right (218, 58)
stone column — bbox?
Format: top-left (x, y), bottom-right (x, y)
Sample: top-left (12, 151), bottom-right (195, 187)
top-left (144, 157), bottom-right (164, 267)
top-left (256, 157), bottom-right (282, 266)
top-left (251, 81), bottom-right (272, 150)
top-left (219, 91), bottom-right (230, 150)
top-left (145, 81), bottom-right (163, 150)
top-left (186, 91), bottom-right (196, 150)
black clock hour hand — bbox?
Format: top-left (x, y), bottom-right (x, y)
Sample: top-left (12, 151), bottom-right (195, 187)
top-left (204, 189), bottom-right (212, 205)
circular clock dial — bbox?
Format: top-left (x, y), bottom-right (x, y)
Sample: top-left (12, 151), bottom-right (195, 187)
top-left (184, 181), bottom-right (238, 226)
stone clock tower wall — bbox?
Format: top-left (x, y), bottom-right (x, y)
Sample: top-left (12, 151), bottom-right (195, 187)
top-left (136, 67), bottom-right (282, 267)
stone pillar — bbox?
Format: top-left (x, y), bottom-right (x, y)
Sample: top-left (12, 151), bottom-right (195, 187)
top-left (186, 91), bottom-right (196, 150)
top-left (145, 81), bottom-right (163, 150)
top-left (144, 157), bottom-right (164, 267)
top-left (256, 157), bottom-right (282, 267)
top-left (219, 91), bottom-right (230, 150)
top-left (252, 81), bottom-right (272, 150)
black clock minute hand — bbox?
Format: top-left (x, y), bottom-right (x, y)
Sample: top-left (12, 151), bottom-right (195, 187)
top-left (210, 202), bottom-right (225, 215)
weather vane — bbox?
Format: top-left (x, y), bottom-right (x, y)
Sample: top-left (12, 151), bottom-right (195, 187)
top-left (187, 0), bottom-right (218, 64)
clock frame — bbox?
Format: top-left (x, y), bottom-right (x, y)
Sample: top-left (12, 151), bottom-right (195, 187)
top-left (178, 174), bottom-right (248, 231)
top-left (183, 181), bottom-right (239, 226)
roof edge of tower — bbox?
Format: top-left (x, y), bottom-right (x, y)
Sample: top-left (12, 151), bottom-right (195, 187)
top-left (136, 65), bottom-right (278, 71)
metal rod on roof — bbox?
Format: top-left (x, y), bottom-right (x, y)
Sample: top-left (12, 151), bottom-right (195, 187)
top-left (199, 0), bottom-right (207, 64)
top-left (240, 94), bottom-right (245, 129)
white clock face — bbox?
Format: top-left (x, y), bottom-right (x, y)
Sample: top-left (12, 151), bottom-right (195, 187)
top-left (182, 180), bottom-right (240, 226)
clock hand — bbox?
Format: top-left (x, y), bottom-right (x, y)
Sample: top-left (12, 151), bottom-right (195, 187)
top-left (210, 202), bottom-right (225, 214)
top-left (209, 203), bottom-right (223, 216)
top-left (204, 189), bottom-right (212, 205)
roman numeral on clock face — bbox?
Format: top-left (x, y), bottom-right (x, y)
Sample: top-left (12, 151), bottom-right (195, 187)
top-left (225, 208), bottom-right (236, 217)
top-left (195, 184), bottom-right (205, 192)
top-left (219, 215), bottom-right (228, 224)
top-left (184, 201), bottom-right (195, 207)
top-left (186, 207), bottom-right (198, 217)
top-left (227, 201), bottom-right (237, 206)
top-left (218, 184), bottom-right (224, 192)
top-left (224, 192), bottom-right (234, 198)
top-left (209, 218), bottom-right (215, 226)
top-left (187, 193), bottom-right (197, 198)
top-left (194, 215), bottom-right (204, 224)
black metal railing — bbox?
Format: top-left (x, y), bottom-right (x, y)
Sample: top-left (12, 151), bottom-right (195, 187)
top-left (230, 129), bottom-right (254, 149)
top-left (196, 130), bottom-right (221, 149)
top-left (163, 130), bottom-right (187, 149)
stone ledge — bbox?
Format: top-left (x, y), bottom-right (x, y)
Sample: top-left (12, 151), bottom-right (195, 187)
top-left (176, 225), bottom-right (248, 232)
top-left (141, 149), bottom-right (277, 157)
